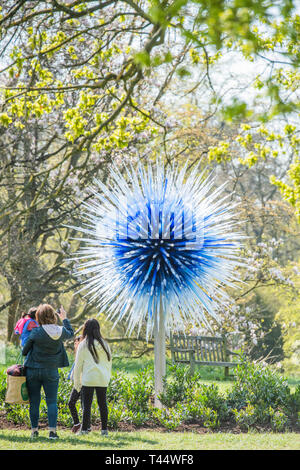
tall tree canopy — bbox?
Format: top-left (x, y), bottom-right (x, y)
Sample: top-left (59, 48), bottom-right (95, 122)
top-left (0, 1), bottom-right (299, 345)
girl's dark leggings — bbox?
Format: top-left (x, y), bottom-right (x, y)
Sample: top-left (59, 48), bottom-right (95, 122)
top-left (68, 388), bottom-right (82, 426)
top-left (81, 385), bottom-right (108, 431)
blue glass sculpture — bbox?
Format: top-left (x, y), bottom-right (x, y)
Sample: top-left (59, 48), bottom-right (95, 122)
top-left (72, 160), bottom-right (243, 339)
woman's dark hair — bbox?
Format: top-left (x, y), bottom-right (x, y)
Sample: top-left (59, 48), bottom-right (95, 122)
top-left (82, 319), bottom-right (111, 363)
top-left (27, 307), bottom-right (38, 319)
top-left (21, 307), bottom-right (37, 319)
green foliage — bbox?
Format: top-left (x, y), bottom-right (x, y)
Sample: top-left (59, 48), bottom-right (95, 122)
top-left (221, 99), bottom-right (252, 123)
top-left (186, 383), bottom-right (229, 422)
top-left (199, 407), bottom-right (219, 430)
top-left (275, 279), bottom-right (300, 375)
top-left (159, 364), bottom-right (229, 423)
top-left (126, 409), bottom-right (151, 427)
top-left (293, 385), bottom-right (300, 411)
top-left (0, 371), bottom-right (6, 402)
top-left (107, 401), bottom-right (127, 430)
top-left (269, 407), bottom-right (290, 432)
top-left (181, 401), bottom-right (220, 429)
top-left (159, 364), bottom-right (193, 407)
top-left (228, 359), bottom-right (292, 411)
top-left (1, 0), bottom-right (299, 361)
top-left (4, 404), bottom-right (30, 426)
top-left (108, 366), bottom-right (154, 414)
top-left (152, 405), bottom-right (183, 431)
top-left (229, 361), bottom-right (299, 431)
top-left (232, 403), bottom-right (258, 431)
top-left (0, 360), bottom-right (299, 432)
top-left (232, 403), bottom-right (290, 432)
top-left (0, 0), bottom-right (298, 131)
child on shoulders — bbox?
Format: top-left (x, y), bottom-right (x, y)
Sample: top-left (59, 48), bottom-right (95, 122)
top-left (14, 307), bottom-right (39, 347)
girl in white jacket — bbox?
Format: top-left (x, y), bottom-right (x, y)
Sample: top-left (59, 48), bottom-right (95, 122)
top-left (73, 318), bottom-right (112, 435)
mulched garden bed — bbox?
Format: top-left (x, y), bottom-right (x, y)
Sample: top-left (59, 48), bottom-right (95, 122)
top-left (1, 410), bottom-right (299, 434)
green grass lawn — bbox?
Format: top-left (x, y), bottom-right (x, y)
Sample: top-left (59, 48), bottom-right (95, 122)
top-left (0, 429), bottom-right (299, 450)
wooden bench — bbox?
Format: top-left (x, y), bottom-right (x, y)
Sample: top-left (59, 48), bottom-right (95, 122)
top-left (170, 333), bottom-right (240, 377)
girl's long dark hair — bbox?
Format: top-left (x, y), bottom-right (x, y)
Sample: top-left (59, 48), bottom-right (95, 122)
top-left (82, 319), bottom-right (111, 363)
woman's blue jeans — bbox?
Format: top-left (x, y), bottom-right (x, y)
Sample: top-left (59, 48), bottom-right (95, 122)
top-left (26, 367), bottom-right (59, 429)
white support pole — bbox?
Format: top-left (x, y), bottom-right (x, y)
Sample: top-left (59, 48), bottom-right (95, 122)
top-left (154, 299), bottom-right (166, 409)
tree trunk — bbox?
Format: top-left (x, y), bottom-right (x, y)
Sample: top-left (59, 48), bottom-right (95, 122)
top-left (7, 295), bottom-right (20, 343)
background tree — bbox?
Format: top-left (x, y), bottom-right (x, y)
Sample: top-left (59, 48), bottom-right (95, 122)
top-left (0, 1), bottom-right (299, 364)
top-left (147, 102), bottom-right (300, 361)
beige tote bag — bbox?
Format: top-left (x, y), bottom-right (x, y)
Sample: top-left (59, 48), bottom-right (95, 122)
top-left (5, 374), bottom-right (29, 404)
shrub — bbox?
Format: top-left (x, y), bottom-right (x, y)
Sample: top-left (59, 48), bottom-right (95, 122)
top-left (297, 412), bottom-right (300, 428)
top-left (183, 400), bottom-right (220, 429)
top-left (232, 403), bottom-right (258, 431)
top-left (0, 370), bottom-right (7, 403)
top-left (268, 407), bottom-right (289, 432)
top-left (4, 404), bottom-right (30, 426)
top-left (107, 371), bottom-right (128, 402)
top-left (186, 383), bottom-right (228, 421)
top-left (229, 361), bottom-right (295, 431)
top-left (152, 405), bottom-right (183, 431)
top-left (117, 366), bottom-right (154, 414)
top-left (126, 410), bottom-right (150, 427)
top-left (201, 407), bottom-right (219, 430)
top-left (4, 345), bottom-right (22, 366)
top-left (228, 360), bottom-right (291, 412)
top-left (107, 400), bottom-right (127, 429)
top-left (233, 404), bottom-right (290, 432)
top-left (0, 359), bottom-right (298, 432)
top-left (290, 385), bottom-right (300, 413)
top-left (159, 364), bottom-right (199, 407)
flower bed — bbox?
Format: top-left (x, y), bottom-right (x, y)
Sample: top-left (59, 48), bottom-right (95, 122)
top-left (1, 360), bottom-right (299, 433)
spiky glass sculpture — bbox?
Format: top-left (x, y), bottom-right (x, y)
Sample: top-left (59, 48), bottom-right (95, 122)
top-left (72, 160), bottom-right (242, 339)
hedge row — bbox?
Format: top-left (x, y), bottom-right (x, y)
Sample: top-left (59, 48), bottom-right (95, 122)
top-left (1, 360), bottom-right (299, 432)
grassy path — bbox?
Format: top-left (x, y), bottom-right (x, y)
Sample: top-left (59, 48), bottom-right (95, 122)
top-left (0, 429), bottom-right (299, 450)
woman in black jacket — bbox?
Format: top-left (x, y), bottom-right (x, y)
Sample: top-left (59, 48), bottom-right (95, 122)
top-left (22, 303), bottom-right (74, 439)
